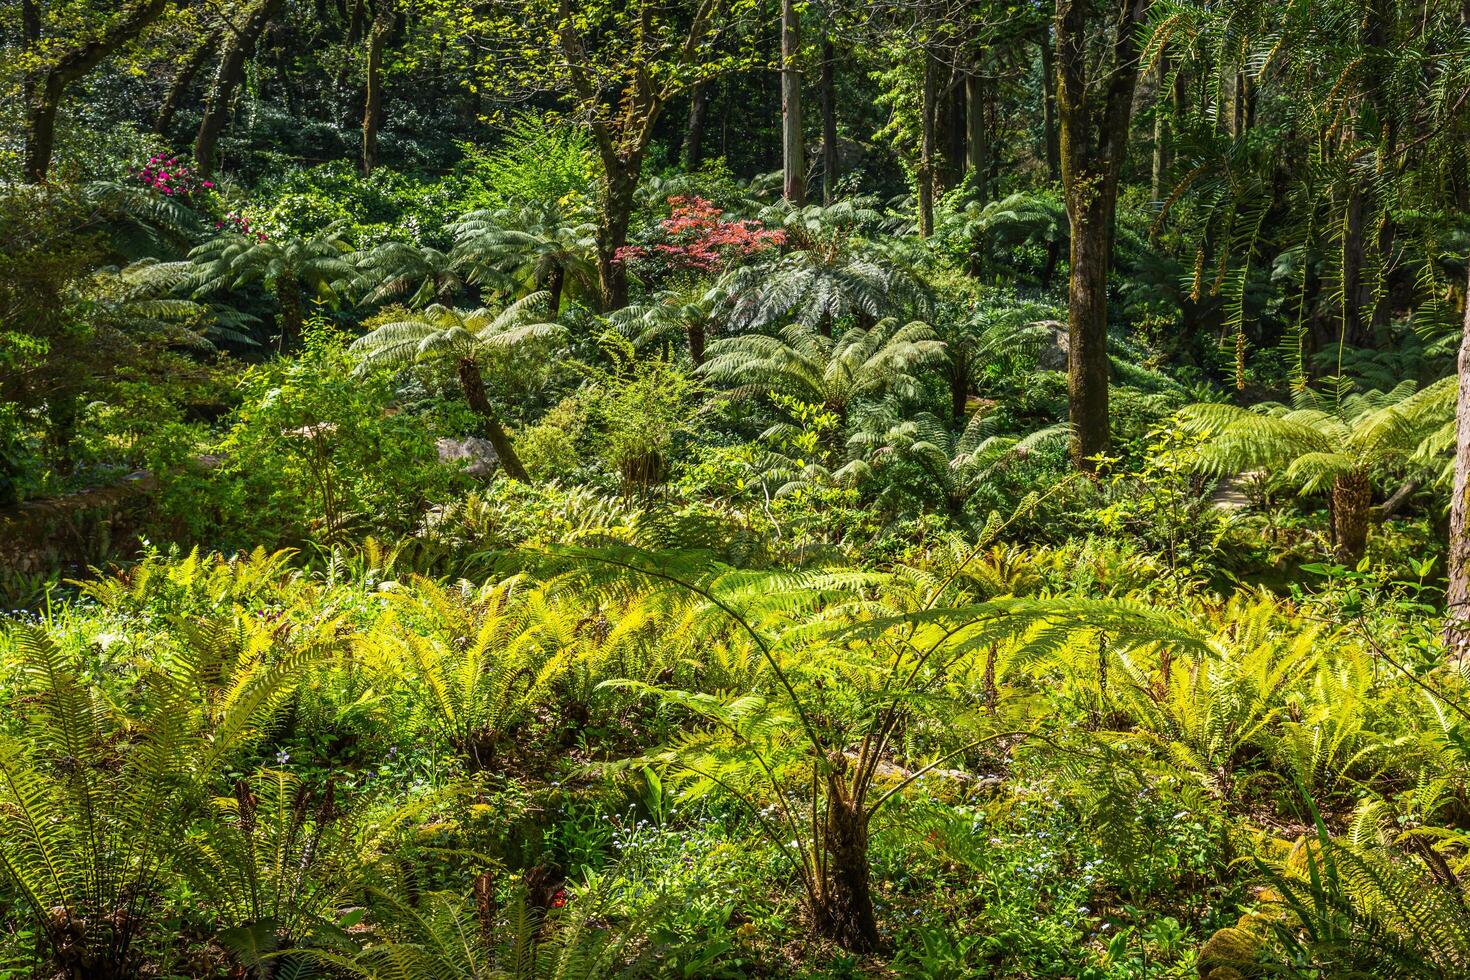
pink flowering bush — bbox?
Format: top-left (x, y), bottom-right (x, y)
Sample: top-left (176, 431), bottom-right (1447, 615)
top-left (135, 153), bottom-right (214, 198)
top-left (616, 195), bottom-right (783, 282)
top-left (215, 210), bottom-right (268, 242)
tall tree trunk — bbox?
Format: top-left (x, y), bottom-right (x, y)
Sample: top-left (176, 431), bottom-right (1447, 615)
top-left (1039, 21), bottom-right (1061, 184)
top-left (1066, 193), bottom-right (1114, 467)
top-left (361, 0), bottom-right (392, 176)
top-left (334, 0), bottom-right (368, 96)
top-left (917, 52), bottom-right (938, 237)
top-left (820, 37), bottom-right (838, 203)
top-left (1445, 263), bottom-right (1470, 656)
top-left (196, 0), bottom-right (284, 178)
top-left (1055, 0), bottom-right (1150, 471)
top-left (1330, 471), bottom-right (1372, 565)
top-left (595, 164), bottom-right (640, 310)
top-left (1150, 54), bottom-right (1169, 201)
top-left (23, 0), bottom-right (173, 183)
top-left (156, 33), bottom-right (218, 136)
top-left (943, 74), bottom-right (967, 192)
top-left (457, 358), bottom-right (531, 483)
top-left (682, 81), bottom-right (709, 169)
top-left (966, 67), bottom-right (988, 203)
top-left (780, 0), bottom-right (806, 205)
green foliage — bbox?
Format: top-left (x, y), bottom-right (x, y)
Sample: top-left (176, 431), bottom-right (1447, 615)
top-left (453, 114), bottom-right (597, 213)
top-left (211, 322), bottom-right (461, 548)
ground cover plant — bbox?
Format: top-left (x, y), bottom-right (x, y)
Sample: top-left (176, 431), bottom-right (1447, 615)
top-left (3, 1), bottom-right (1470, 977)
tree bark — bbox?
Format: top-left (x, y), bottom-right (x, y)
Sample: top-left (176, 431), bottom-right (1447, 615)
top-left (276, 277), bottom-right (304, 350)
top-left (949, 344), bottom-right (972, 424)
top-left (780, 0), bottom-right (806, 205)
top-left (1445, 263), bottom-right (1470, 656)
top-left (687, 320), bottom-right (707, 368)
top-left (1039, 20), bottom-right (1061, 184)
top-left (917, 52), bottom-right (938, 237)
top-left (1330, 471), bottom-right (1372, 565)
top-left (457, 358), bottom-right (531, 483)
top-left (195, 0), bottom-right (285, 178)
top-left (23, 0), bottom-right (174, 183)
top-left (814, 785), bottom-right (879, 952)
top-left (361, 0), bottom-right (392, 176)
top-left (1055, 0), bottom-right (1150, 470)
top-left (595, 166), bottom-right (640, 310)
top-left (546, 263), bottom-right (566, 316)
top-left (966, 67), bottom-right (988, 203)
top-left (820, 37), bottom-right (838, 203)
top-left (1150, 54), bottom-right (1169, 201)
top-left (946, 71), bottom-right (970, 193)
top-left (682, 81), bottom-right (709, 169)
top-left (156, 32), bottom-right (218, 136)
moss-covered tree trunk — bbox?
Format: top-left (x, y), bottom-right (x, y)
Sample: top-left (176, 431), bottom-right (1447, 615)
top-left (23, 0), bottom-right (173, 183)
top-left (966, 68), bottom-right (988, 204)
top-left (594, 166), bottom-right (640, 311)
top-left (1055, 0), bottom-right (1151, 470)
top-left (360, 0), bottom-right (392, 176)
top-left (457, 358), bottom-right (530, 483)
top-left (195, 0), bottom-right (285, 178)
top-left (156, 33), bottom-right (217, 136)
top-left (916, 52), bottom-right (938, 238)
top-left (780, 0), bottom-right (805, 205)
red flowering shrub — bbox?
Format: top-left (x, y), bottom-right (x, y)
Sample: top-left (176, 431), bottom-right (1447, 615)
top-left (616, 195), bottom-right (783, 281)
top-left (135, 153), bottom-right (214, 198)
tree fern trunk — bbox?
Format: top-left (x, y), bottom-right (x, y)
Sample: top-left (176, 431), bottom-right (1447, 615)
top-left (815, 780), bottom-right (879, 952)
top-left (1330, 471), bottom-right (1372, 565)
top-left (457, 358), bottom-right (530, 483)
top-left (546, 263), bottom-right (565, 316)
top-left (687, 320), bottom-right (706, 367)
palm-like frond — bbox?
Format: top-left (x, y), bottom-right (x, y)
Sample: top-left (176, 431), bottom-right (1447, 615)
top-left (351, 293), bottom-right (564, 373)
top-left (702, 317), bottom-right (946, 421)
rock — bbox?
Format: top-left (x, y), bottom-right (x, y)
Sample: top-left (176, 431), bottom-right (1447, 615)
top-left (436, 437), bottom-right (499, 479)
top-left (1209, 470), bottom-right (1264, 512)
top-left (1032, 319), bottom-right (1069, 370)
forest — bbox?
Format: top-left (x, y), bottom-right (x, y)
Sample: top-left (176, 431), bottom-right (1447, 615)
top-left (2, 0), bottom-right (1470, 977)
